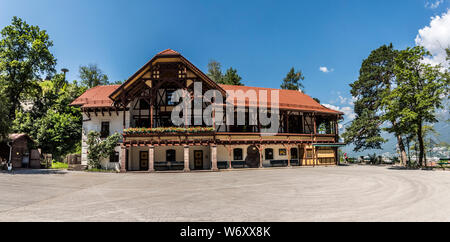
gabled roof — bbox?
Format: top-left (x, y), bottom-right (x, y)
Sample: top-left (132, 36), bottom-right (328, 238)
top-left (70, 49), bottom-right (343, 115)
top-left (108, 49), bottom-right (225, 102)
top-left (157, 49), bottom-right (180, 56)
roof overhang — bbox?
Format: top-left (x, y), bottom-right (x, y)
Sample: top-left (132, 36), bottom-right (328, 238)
top-left (109, 50), bottom-right (226, 103)
top-left (313, 143), bottom-right (346, 147)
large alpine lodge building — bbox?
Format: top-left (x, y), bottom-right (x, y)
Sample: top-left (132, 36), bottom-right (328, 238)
top-left (71, 49), bottom-right (344, 172)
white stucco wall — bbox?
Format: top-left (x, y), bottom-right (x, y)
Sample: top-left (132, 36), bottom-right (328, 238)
top-left (81, 110), bottom-right (130, 168)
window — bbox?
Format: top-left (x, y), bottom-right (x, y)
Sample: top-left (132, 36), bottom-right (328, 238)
top-left (135, 118), bottom-right (151, 128)
top-left (291, 148), bottom-right (299, 159)
top-left (233, 148), bottom-right (243, 160)
top-left (100, 122), bottom-right (110, 138)
top-left (139, 99), bottom-right (150, 110)
top-left (166, 90), bottom-right (176, 106)
top-left (279, 149), bottom-right (287, 156)
top-left (306, 149), bottom-right (313, 159)
top-left (166, 149), bottom-right (176, 162)
top-left (265, 149), bottom-right (274, 160)
top-left (109, 152), bottom-right (119, 163)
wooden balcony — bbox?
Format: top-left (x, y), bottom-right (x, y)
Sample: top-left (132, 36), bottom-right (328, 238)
top-left (123, 128), bottom-right (337, 147)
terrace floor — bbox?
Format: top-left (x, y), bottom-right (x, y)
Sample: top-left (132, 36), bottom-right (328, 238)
top-left (0, 165), bottom-right (449, 221)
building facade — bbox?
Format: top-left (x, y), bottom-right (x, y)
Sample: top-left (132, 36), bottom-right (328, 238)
top-left (71, 49), bottom-right (344, 172)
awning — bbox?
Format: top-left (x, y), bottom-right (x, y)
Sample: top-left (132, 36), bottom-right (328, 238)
top-left (313, 143), bottom-right (346, 147)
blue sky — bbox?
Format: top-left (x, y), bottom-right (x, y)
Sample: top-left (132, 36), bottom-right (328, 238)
top-left (1, 0), bottom-right (449, 156)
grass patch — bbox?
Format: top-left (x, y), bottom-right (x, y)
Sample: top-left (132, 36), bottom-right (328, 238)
top-left (51, 162), bottom-right (68, 169)
top-left (86, 168), bottom-right (119, 173)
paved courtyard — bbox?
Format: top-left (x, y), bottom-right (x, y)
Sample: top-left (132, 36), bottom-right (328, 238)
top-left (1, 165), bottom-right (450, 222)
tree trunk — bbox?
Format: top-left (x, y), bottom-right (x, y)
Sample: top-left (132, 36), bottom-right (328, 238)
top-left (392, 121), bottom-right (407, 166)
top-left (396, 134), bottom-right (407, 166)
top-left (406, 139), bottom-right (411, 167)
top-left (417, 121), bottom-right (425, 168)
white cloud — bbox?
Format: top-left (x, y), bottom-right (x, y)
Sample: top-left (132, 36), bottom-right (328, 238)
top-left (338, 96), bottom-right (356, 105)
top-left (415, 9), bottom-right (450, 67)
top-left (425, 0), bottom-right (444, 9)
top-left (329, 95), bottom-right (356, 105)
top-left (319, 66), bottom-right (334, 73)
top-left (338, 96), bottom-right (348, 104)
top-left (323, 104), bottom-right (356, 121)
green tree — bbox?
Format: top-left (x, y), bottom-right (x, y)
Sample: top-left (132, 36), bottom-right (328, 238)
top-left (343, 44), bottom-right (408, 162)
top-left (0, 85), bottom-right (10, 141)
top-left (111, 80), bottom-right (125, 85)
top-left (207, 60), bottom-right (223, 83)
top-left (0, 16), bottom-right (56, 120)
top-left (447, 48), bottom-right (450, 62)
top-left (222, 67), bottom-right (243, 86)
top-left (86, 131), bottom-right (121, 169)
top-left (79, 64), bottom-right (109, 88)
top-left (281, 67), bottom-right (305, 91)
top-left (385, 46), bottom-right (447, 167)
top-left (12, 75), bottom-right (86, 159)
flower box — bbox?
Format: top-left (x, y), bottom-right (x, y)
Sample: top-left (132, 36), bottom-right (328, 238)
top-left (123, 127), bottom-right (215, 136)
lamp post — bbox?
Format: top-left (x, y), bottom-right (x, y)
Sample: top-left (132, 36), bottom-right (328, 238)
top-left (61, 68), bottom-right (69, 82)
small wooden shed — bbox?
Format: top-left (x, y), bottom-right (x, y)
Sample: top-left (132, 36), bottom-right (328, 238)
top-left (0, 134), bottom-right (39, 169)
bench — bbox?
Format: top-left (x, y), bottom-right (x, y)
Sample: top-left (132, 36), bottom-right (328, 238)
top-left (154, 161), bottom-right (185, 171)
top-left (231, 161), bottom-right (246, 168)
top-left (218, 161), bottom-right (229, 169)
top-left (218, 161), bottom-right (254, 169)
top-left (291, 159), bottom-right (300, 166)
top-left (270, 160), bottom-right (288, 167)
top-left (438, 159), bottom-right (450, 170)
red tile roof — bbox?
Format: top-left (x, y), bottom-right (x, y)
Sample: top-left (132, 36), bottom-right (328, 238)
top-left (70, 85), bottom-right (120, 108)
top-left (157, 49), bottom-right (180, 56)
top-left (71, 84), bottom-right (342, 114)
top-left (219, 85), bottom-right (342, 114)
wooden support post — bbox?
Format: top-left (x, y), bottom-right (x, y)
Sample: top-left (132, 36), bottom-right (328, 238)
top-left (148, 145), bottom-right (155, 172)
top-left (120, 146), bottom-right (127, 173)
top-left (150, 104), bottom-right (154, 128)
top-left (211, 144), bottom-right (218, 171)
top-left (313, 113), bottom-right (317, 135)
top-left (335, 118), bottom-right (339, 142)
top-left (299, 144), bottom-right (303, 166)
top-left (183, 145), bottom-right (190, 172)
top-left (286, 111), bottom-right (290, 133)
top-left (259, 145), bottom-right (264, 168)
top-left (228, 145), bottom-right (233, 169)
top-left (123, 106), bottom-right (126, 130)
top-left (287, 146), bottom-right (291, 167)
top-left (303, 145), bottom-right (307, 166)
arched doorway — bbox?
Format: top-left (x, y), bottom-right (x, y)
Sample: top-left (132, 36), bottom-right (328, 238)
top-left (245, 145), bottom-right (260, 168)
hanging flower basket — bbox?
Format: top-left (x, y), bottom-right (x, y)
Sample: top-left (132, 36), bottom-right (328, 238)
top-left (123, 127), bottom-right (215, 135)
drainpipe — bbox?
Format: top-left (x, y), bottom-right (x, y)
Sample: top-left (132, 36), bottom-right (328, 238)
top-left (6, 141), bottom-right (12, 171)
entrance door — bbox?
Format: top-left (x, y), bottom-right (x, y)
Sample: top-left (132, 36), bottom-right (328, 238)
top-left (140, 151), bottom-right (149, 171)
top-left (194, 150), bottom-right (203, 170)
top-left (299, 147), bottom-right (305, 166)
top-left (245, 145), bottom-right (260, 168)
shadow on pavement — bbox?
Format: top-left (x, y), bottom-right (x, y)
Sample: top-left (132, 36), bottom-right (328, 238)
top-left (0, 169), bottom-right (68, 175)
top-left (387, 166), bottom-right (436, 171)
